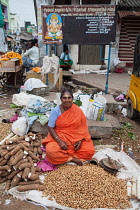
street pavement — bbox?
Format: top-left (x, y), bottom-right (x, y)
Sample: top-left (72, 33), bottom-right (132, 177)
top-left (72, 72), bottom-right (131, 94)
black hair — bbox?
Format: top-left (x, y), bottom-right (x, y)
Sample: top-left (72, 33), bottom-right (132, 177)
top-left (60, 88), bottom-right (73, 98)
top-left (30, 40), bottom-right (35, 46)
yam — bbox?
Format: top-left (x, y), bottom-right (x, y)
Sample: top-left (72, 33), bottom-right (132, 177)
top-left (27, 156), bottom-right (34, 167)
top-left (32, 141), bottom-right (41, 147)
top-left (19, 163), bottom-right (31, 170)
top-left (0, 157), bottom-right (4, 163)
top-left (35, 166), bottom-right (42, 173)
top-left (4, 152), bottom-right (11, 160)
top-left (17, 184), bottom-right (45, 192)
top-left (11, 152), bottom-right (24, 165)
top-left (37, 147), bottom-right (43, 155)
top-left (8, 169), bottom-right (20, 180)
top-left (17, 171), bottom-right (23, 178)
top-left (0, 171), bottom-right (5, 176)
top-left (11, 173), bottom-right (22, 187)
top-left (2, 170), bottom-right (12, 177)
top-left (9, 156), bottom-right (15, 165)
top-left (30, 166), bottom-right (35, 174)
top-left (33, 147), bottom-right (38, 156)
top-left (23, 145), bottom-right (29, 152)
top-left (1, 145), bottom-right (8, 149)
top-left (7, 145), bottom-right (17, 151)
top-left (1, 150), bottom-right (8, 157)
top-left (28, 151), bottom-right (39, 161)
top-left (5, 180), bottom-right (11, 191)
top-left (28, 173), bottom-right (39, 181)
top-left (18, 180), bottom-right (43, 185)
top-left (9, 146), bottom-right (21, 156)
top-left (6, 136), bottom-right (24, 144)
top-left (13, 159), bottom-right (28, 170)
top-left (22, 168), bottom-right (30, 180)
top-left (15, 149), bottom-right (23, 157)
top-left (0, 177), bottom-right (7, 184)
top-left (0, 165), bottom-right (11, 171)
top-left (28, 132), bottom-right (34, 136)
top-left (22, 142), bottom-right (30, 147)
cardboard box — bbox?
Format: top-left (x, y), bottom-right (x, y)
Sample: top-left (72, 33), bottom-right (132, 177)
top-left (47, 68), bottom-right (63, 91)
top-left (26, 68), bottom-right (63, 91)
top-left (26, 71), bottom-right (46, 84)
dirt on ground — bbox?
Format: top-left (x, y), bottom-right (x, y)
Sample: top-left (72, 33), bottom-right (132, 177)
top-left (94, 110), bottom-right (140, 166)
top-left (0, 87), bottom-right (140, 210)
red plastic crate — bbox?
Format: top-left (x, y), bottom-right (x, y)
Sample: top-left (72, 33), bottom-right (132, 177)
top-left (115, 67), bottom-right (124, 73)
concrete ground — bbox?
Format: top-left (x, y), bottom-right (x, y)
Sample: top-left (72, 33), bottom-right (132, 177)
top-left (72, 72), bottom-right (131, 94)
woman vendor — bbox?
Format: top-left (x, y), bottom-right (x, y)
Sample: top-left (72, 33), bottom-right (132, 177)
top-left (42, 88), bottom-right (95, 166)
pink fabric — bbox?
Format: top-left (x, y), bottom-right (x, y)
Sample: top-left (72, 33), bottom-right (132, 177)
top-left (10, 113), bottom-right (19, 123)
top-left (37, 158), bottom-right (57, 172)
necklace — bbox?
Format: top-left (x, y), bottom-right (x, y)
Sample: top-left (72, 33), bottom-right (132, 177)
top-left (60, 105), bottom-right (68, 113)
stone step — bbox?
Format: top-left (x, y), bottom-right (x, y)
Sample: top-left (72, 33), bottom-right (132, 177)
top-left (103, 94), bottom-right (127, 112)
top-left (88, 114), bottom-right (121, 139)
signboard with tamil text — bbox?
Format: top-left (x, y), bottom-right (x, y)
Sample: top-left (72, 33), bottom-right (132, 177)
top-left (41, 5), bottom-right (117, 45)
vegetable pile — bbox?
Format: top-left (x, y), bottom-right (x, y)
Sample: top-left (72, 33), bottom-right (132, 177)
top-left (0, 132), bottom-right (45, 192)
top-left (0, 51), bottom-right (23, 65)
top-left (0, 122), bottom-right (11, 141)
top-left (43, 164), bottom-right (131, 209)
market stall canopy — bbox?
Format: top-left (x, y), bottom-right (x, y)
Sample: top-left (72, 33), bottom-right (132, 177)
top-left (6, 35), bottom-right (13, 41)
top-left (118, 0), bottom-right (140, 7)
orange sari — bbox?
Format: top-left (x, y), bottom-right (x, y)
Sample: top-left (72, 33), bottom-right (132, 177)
top-left (42, 104), bottom-right (95, 165)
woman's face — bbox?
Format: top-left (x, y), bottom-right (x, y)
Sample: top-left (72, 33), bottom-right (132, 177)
top-left (61, 92), bottom-right (73, 109)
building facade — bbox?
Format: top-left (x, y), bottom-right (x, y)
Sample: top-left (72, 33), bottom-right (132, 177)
top-left (36, 0), bottom-right (140, 70)
top-left (10, 13), bottom-right (20, 34)
top-left (1, 0), bottom-right (10, 31)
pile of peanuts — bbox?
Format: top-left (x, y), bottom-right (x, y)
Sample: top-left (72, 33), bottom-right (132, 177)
top-left (0, 122), bottom-right (11, 141)
top-left (0, 132), bottom-right (45, 192)
top-left (43, 164), bottom-right (131, 209)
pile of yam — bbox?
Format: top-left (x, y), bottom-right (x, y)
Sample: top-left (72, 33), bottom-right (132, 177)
top-left (43, 164), bottom-right (131, 209)
top-left (0, 132), bottom-right (45, 192)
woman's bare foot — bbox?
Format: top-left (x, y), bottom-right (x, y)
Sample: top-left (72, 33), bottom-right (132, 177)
top-left (71, 157), bottom-right (83, 166)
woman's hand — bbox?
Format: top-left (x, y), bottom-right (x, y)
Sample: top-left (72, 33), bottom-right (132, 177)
top-left (58, 139), bottom-right (68, 150)
top-left (74, 140), bottom-right (82, 151)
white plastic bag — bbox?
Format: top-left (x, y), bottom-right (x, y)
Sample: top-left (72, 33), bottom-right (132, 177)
top-left (86, 94), bottom-right (106, 120)
top-left (12, 92), bottom-right (47, 107)
top-left (94, 94), bottom-right (107, 106)
top-left (77, 94), bottom-right (90, 115)
top-left (12, 117), bottom-right (27, 136)
top-left (24, 78), bottom-right (46, 91)
top-left (114, 57), bottom-right (121, 66)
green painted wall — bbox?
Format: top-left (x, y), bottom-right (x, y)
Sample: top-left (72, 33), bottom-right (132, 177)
top-left (1, 0), bottom-right (10, 29)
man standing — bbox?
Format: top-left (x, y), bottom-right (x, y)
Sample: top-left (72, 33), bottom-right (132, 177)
top-left (22, 40), bottom-right (39, 72)
top-left (14, 42), bottom-right (22, 54)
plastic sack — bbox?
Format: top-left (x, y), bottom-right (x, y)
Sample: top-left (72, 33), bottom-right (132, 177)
top-left (12, 92), bottom-right (46, 107)
top-left (87, 94), bottom-right (106, 120)
top-left (86, 99), bottom-right (94, 119)
top-left (24, 78), bottom-right (46, 91)
top-left (91, 101), bottom-right (106, 120)
top-left (114, 57), bottom-right (121, 66)
top-left (77, 94), bottom-right (90, 115)
top-left (12, 117), bottom-right (27, 136)
top-left (94, 94), bottom-right (107, 106)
